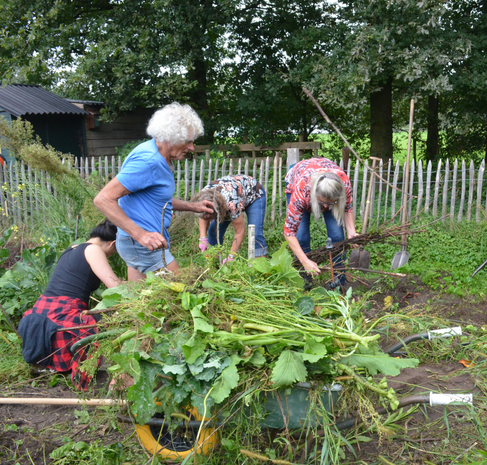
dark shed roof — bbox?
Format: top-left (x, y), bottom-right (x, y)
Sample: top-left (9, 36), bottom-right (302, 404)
top-left (0, 84), bottom-right (87, 117)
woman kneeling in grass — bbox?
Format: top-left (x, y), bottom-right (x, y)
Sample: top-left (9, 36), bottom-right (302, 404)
top-left (18, 220), bottom-right (122, 390)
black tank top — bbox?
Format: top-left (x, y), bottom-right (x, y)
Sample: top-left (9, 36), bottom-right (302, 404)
top-left (43, 243), bottom-right (101, 304)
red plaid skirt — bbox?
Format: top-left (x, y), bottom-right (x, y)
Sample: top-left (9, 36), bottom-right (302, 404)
top-left (23, 295), bottom-right (99, 391)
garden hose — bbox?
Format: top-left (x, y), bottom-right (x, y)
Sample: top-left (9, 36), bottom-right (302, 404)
top-left (384, 326), bottom-right (462, 354)
top-left (69, 328), bottom-right (125, 354)
top-left (298, 392), bottom-right (473, 462)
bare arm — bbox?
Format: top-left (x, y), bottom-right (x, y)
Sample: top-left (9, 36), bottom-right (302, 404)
top-left (199, 218), bottom-right (211, 238)
top-left (285, 235), bottom-right (321, 274)
top-left (93, 178), bottom-right (166, 251)
top-left (173, 198), bottom-right (214, 214)
top-left (344, 211), bottom-right (359, 248)
top-left (230, 215), bottom-right (246, 254)
top-left (84, 244), bottom-right (122, 288)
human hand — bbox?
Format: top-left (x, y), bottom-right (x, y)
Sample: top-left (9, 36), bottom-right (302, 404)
top-left (137, 231), bottom-right (168, 251)
top-left (222, 253), bottom-right (235, 265)
top-left (193, 200), bottom-right (214, 215)
top-left (348, 232), bottom-right (360, 249)
top-left (199, 237), bottom-right (209, 252)
top-left (303, 258), bottom-right (320, 275)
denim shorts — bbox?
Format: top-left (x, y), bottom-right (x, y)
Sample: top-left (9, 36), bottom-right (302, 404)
top-left (116, 234), bottom-right (175, 274)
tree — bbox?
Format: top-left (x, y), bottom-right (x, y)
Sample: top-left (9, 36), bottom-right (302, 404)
top-left (0, 0), bottom-right (235, 143)
top-left (441, 0), bottom-right (487, 161)
top-left (308, 0), bottom-right (471, 161)
top-left (222, 0), bottom-right (336, 144)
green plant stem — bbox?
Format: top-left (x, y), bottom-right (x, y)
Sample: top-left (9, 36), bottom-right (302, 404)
top-left (336, 363), bottom-right (395, 402)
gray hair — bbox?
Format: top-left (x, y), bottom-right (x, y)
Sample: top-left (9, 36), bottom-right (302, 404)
top-left (146, 102), bottom-right (204, 145)
top-left (191, 188), bottom-right (228, 222)
top-left (310, 172), bottom-right (346, 225)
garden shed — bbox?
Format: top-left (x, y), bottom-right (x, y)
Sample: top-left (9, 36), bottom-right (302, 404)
top-left (0, 84), bottom-right (88, 160)
top-left (68, 100), bottom-right (154, 158)
top-left (0, 84), bottom-right (155, 161)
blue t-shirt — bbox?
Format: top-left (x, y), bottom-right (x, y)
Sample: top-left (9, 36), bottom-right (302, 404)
top-left (116, 139), bottom-right (174, 244)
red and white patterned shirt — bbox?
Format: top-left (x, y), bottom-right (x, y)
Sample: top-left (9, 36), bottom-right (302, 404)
top-left (284, 158), bottom-right (353, 236)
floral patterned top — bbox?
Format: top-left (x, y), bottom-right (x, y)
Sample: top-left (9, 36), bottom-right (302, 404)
top-left (203, 175), bottom-right (264, 221)
top-left (284, 158), bottom-right (353, 236)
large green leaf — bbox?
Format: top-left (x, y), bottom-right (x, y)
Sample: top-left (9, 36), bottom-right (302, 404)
top-left (253, 243), bottom-right (304, 288)
top-left (294, 296), bottom-right (315, 315)
top-left (202, 279), bottom-right (240, 293)
top-left (109, 353), bottom-right (141, 383)
top-left (340, 353), bottom-right (419, 376)
top-left (182, 333), bottom-right (208, 364)
top-left (270, 350), bottom-right (307, 387)
top-left (190, 307), bottom-right (214, 334)
top-left (210, 357), bottom-right (239, 404)
top-left (127, 361), bottom-right (160, 425)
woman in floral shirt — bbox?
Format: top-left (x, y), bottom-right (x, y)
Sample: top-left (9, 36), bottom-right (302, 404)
top-left (191, 175), bottom-right (268, 261)
top-left (285, 158), bottom-right (359, 284)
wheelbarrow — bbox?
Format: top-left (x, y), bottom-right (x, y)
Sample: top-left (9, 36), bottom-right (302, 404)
top-left (120, 383), bottom-right (343, 460)
top-left (74, 328), bottom-right (473, 461)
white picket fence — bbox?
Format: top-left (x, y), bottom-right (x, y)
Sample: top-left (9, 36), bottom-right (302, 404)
top-left (1, 154), bottom-right (487, 230)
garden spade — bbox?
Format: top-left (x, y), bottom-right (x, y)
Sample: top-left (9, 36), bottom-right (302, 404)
top-left (471, 257), bottom-right (487, 278)
top-left (348, 157), bottom-right (380, 270)
top-left (392, 99), bottom-right (414, 270)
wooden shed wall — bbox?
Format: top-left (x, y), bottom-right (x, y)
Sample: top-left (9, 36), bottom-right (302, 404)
top-left (84, 107), bottom-right (154, 157)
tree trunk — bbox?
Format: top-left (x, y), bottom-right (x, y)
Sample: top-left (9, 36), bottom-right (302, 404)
top-left (425, 95), bottom-right (439, 162)
top-left (187, 57), bottom-right (214, 143)
top-left (370, 78), bottom-right (393, 161)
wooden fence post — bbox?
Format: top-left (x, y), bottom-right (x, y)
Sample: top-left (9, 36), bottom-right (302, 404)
top-left (476, 160), bottom-right (485, 222)
top-left (184, 159), bottom-right (189, 201)
top-left (467, 161), bottom-right (474, 220)
top-left (416, 160), bottom-right (423, 217)
top-left (352, 161), bottom-right (360, 216)
top-left (278, 155), bottom-right (283, 217)
top-left (391, 161), bottom-right (400, 221)
top-left (176, 160), bottom-right (181, 199)
top-left (433, 160), bottom-right (442, 217)
top-left (425, 160), bottom-right (432, 214)
top-left (450, 159), bottom-right (458, 223)
top-left (264, 156), bottom-right (270, 196)
top-left (408, 159), bottom-right (415, 220)
top-left (271, 154), bottom-right (278, 224)
top-left (199, 159), bottom-right (205, 191)
top-left (360, 160), bottom-right (368, 218)
top-left (286, 148), bottom-right (299, 171)
top-left (376, 160), bottom-right (383, 227)
top-left (214, 159), bottom-right (220, 182)
top-left (208, 159), bottom-right (213, 185)
top-left (383, 160), bottom-right (391, 224)
top-left (458, 160), bottom-right (466, 222)
top-left (442, 159), bottom-right (450, 222)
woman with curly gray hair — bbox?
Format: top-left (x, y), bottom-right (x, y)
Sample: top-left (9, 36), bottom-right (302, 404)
top-left (191, 175), bottom-right (268, 263)
top-left (94, 102), bottom-right (214, 281)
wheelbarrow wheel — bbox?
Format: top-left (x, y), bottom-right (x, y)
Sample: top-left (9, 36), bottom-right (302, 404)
top-left (135, 407), bottom-right (218, 460)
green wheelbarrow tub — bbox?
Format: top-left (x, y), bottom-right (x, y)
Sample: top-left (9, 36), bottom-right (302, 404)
top-left (258, 383), bottom-right (342, 429)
